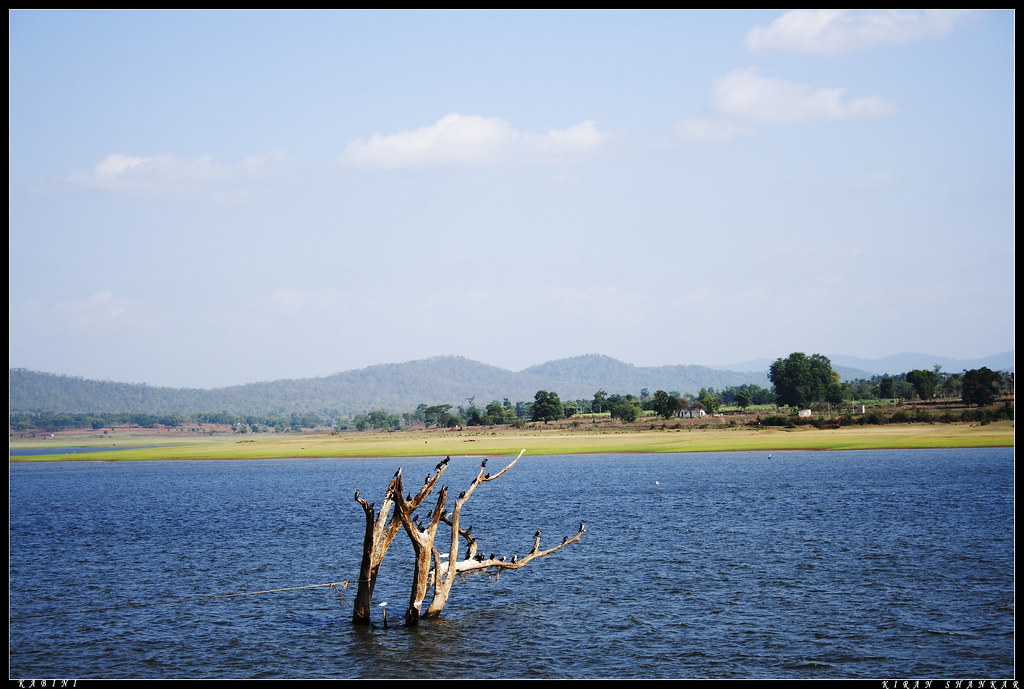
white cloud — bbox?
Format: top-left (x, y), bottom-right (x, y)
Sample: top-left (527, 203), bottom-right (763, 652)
top-left (524, 120), bottom-right (606, 157)
top-left (71, 150), bottom-right (288, 195)
top-left (49, 290), bottom-right (135, 329)
top-left (746, 10), bottom-right (965, 55)
top-left (712, 68), bottom-right (898, 124)
top-left (340, 113), bottom-right (608, 170)
top-left (674, 117), bottom-right (752, 143)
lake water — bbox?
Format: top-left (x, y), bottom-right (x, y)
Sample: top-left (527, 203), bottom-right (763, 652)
top-left (8, 448), bottom-right (1015, 679)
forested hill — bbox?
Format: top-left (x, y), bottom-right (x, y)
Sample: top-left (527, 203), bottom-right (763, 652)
top-left (520, 355), bottom-right (769, 397)
top-left (9, 355), bottom-right (770, 417)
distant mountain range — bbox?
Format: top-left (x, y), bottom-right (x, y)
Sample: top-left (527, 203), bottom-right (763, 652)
top-left (8, 351), bottom-right (1013, 417)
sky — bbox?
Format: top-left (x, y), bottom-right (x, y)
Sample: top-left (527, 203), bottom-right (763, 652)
top-left (9, 10), bottom-right (1015, 389)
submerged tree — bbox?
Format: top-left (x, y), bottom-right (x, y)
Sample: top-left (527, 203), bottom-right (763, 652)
top-left (351, 460), bottom-right (449, 625)
top-left (353, 450), bottom-right (584, 627)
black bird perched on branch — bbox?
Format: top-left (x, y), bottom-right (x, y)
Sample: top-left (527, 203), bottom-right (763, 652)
top-left (459, 491), bottom-right (466, 500)
top-left (534, 530), bottom-right (541, 538)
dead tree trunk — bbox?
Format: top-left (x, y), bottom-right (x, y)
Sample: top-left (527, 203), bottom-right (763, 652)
top-left (364, 450), bottom-right (585, 626)
top-left (390, 479), bottom-right (448, 625)
top-left (351, 459), bottom-right (449, 625)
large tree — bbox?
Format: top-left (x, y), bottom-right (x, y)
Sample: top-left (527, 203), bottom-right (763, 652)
top-left (421, 404), bottom-right (453, 428)
top-left (961, 367), bottom-right (1003, 407)
top-left (906, 369), bottom-right (939, 400)
top-left (768, 352), bottom-right (840, 408)
top-left (531, 390), bottom-right (563, 422)
top-left (651, 389), bottom-right (682, 419)
top-left (608, 395), bottom-right (641, 423)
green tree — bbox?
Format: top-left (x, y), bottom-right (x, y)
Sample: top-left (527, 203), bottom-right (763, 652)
top-left (531, 390), bottom-right (563, 422)
top-left (941, 373), bottom-right (962, 399)
top-left (422, 404), bottom-right (453, 428)
top-left (906, 369), bottom-right (939, 400)
top-left (878, 375), bottom-right (896, 399)
top-left (592, 389), bottom-right (608, 414)
top-left (515, 401), bottom-right (532, 419)
top-left (825, 371), bottom-right (844, 406)
top-left (961, 367), bottom-right (1002, 407)
top-left (652, 390), bottom-right (682, 419)
top-left (484, 401), bottom-right (511, 425)
top-left (366, 409), bottom-right (401, 431)
top-left (768, 352), bottom-right (837, 408)
top-left (697, 388), bottom-right (722, 414)
top-left (734, 389), bottom-right (752, 410)
top-left (608, 399), bottom-right (641, 423)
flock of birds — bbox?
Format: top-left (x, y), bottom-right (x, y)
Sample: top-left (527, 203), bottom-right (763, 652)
top-left (382, 455), bottom-right (585, 565)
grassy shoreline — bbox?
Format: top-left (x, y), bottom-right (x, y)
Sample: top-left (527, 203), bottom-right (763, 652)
top-left (8, 420), bottom-right (1014, 461)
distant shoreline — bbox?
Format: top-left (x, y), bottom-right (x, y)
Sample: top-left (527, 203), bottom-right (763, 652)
top-left (8, 421), bottom-right (1013, 462)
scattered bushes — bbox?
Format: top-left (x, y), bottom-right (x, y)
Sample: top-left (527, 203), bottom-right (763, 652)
top-left (749, 403), bottom-right (1012, 428)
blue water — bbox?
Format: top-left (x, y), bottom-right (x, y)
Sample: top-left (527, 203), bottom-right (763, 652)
top-left (8, 449), bottom-right (1014, 679)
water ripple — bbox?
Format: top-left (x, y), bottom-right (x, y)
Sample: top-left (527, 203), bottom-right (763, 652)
top-left (9, 449), bottom-right (1015, 679)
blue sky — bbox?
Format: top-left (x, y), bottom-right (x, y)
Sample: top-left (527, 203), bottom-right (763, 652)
top-left (9, 10), bottom-right (1014, 388)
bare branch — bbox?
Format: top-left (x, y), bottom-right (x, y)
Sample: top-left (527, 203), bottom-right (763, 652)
top-left (453, 522), bottom-right (586, 575)
top-left (420, 450), bottom-right (584, 619)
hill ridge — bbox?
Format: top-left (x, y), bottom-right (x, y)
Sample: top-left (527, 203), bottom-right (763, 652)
top-left (9, 350), bottom-right (1012, 417)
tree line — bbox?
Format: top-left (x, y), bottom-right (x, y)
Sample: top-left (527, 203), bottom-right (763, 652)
top-left (10, 353), bottom-right (1012, 435)
top-left (9, 410), bottom-right (329, 434)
